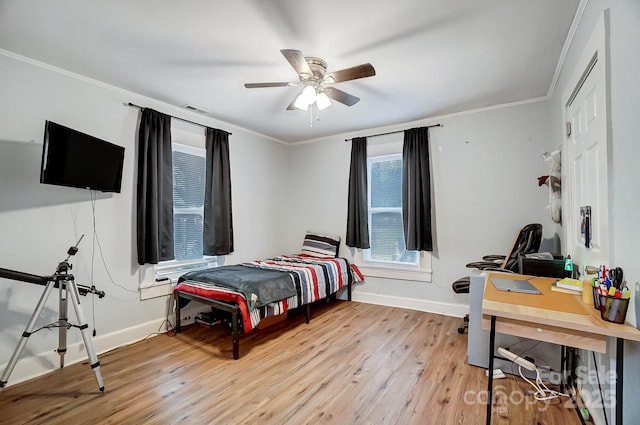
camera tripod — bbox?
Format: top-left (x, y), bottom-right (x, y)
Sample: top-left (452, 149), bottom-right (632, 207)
top-left (0, 236), bottom-right (106, 392)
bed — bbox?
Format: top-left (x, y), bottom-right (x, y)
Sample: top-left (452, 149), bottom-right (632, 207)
top-left (173, 233), bottom-right (363, 359)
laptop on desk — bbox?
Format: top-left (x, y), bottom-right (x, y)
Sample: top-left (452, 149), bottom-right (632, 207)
top-left (491, 277), bottom-right (541, 295)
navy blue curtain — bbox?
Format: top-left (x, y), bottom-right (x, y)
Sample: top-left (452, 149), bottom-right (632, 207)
top-left (136, 108), bottom-right (174, 265)
top-left (402, 127), bottom-right (432, 251)
top-left (203, 127), bottom-right (234, 255)
top-left (346, 137), bottom-right (370, 248)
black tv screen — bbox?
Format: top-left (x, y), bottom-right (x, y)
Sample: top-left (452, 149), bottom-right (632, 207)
top-left (40, 121), bottom-right (125, 193)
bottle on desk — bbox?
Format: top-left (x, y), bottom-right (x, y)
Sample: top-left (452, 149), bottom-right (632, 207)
top-left (564, 255), bottom-right (573, 278)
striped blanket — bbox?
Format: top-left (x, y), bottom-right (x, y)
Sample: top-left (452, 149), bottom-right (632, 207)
top-left (174, 254), bottom-right (363, 333)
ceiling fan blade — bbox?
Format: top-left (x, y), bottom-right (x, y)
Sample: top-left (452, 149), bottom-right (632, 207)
top-left (244, 82), bottom-right (293, 88)
top-left (280, 49), bottom-right (313, 79)
top-left (286, 96), bottom-right (298, 110)
top-left (326, 87), bottom-right (360, 106)
top-left (325, 63), bottom-right (376, 83)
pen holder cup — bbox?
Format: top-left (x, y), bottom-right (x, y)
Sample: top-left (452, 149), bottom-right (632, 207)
top-left (600, 296), bottom-right (629, 324)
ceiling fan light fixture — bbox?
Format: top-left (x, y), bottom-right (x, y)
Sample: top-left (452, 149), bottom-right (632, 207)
top-left (294, 84), bottom-right (318, 110)
top-left (315, 91), bottom-right (331, 110)
top-left (294, 94), bottom-right (309, 111)
top-left (301, 85), bottom-right (317, 105)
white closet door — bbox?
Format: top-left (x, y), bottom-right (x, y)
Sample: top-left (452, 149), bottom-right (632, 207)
top-left (564, 14), bottom-right (611, 273)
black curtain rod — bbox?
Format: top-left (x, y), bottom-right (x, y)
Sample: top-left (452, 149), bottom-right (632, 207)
top-left (127, 102), bottom-right (232, 135)
top-left (344, 124), bottom-right (441, 142)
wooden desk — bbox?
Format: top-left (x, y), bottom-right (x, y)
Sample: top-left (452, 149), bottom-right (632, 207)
top-left (482, 272), bottom-right (640, 425)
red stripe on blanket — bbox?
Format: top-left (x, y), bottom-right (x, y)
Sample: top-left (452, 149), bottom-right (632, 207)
top-left (350, 263), bottom-right (364, 282)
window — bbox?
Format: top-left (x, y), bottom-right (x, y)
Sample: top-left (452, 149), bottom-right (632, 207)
top-left (155, 142), bottom-right (216, 279)
top-left (356, 152), bottom-right (431, 281)
top-left (364, 153), bottom-right (418, 267)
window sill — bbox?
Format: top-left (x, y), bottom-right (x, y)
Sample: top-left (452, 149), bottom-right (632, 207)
top-left (353, 250), bottom-right (432, 282)
top-left (138, 257), bottom-right (217, 300)
top-left (356, 265), bottom-right (432, 282)
top-left (155, 257), bottom-right (217, 278)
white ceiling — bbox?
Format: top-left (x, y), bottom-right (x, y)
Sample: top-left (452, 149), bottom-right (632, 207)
top-left (0, 0), bottom-right (580, 144)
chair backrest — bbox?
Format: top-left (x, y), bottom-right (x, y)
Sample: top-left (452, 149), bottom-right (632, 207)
top-left (501, 223), bottom-right (543, 271)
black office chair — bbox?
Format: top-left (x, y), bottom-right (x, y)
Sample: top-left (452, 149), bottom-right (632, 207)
top-left (466, 223), bottom-right (543, 272)
top-left (453, 223), bottom-right (543, 334)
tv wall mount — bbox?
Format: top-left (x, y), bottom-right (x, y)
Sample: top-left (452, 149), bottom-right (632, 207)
top-left (0, 235), bottom-right (106, 392)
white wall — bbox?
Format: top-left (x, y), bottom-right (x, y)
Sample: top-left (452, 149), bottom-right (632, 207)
top-left (548, 1), bottom-right (640, 423)
top-left (0, 53), bottom-right (290, 385)
top-left (287, 100), bottom-right (557, 314)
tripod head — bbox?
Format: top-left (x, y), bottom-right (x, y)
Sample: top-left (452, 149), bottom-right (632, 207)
top-left (56, 261), bottom-right (72, 274)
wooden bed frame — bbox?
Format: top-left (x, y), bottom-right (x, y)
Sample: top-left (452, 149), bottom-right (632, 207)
top-left (174, 280), bottom-right (352, 359)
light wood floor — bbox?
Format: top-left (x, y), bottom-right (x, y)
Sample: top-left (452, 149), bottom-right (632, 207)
top-left (0, 301), bottom-right (581, 424)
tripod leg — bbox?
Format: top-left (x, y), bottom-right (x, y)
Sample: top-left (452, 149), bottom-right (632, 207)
top-left (0, 280), bottom-right (56, 390)
top-left (57, 281), bottom-right (68, 368)
top-left (68, 280), bottom-right (105, 393)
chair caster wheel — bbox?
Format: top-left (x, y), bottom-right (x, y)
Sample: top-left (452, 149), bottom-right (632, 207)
top-left (458, 327), bottom-right (466, 334)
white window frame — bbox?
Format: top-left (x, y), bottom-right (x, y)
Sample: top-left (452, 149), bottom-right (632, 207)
top-left (354, 143), bottom-right (432, 282)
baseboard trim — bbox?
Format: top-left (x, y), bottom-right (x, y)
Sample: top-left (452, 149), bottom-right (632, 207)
top-left (351, 291), bottom-right (469, 318)
top-left (1, 317), bottom-right (168, 388)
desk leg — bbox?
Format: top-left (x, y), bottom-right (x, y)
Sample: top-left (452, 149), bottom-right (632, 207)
top-left (486, 315), bottom-right (496, 425)
top-left (617, 337), bottom-right (623, 425)
top-left (562, 345), bottom-right (588, 425)
top-left (560, 345), bottom-right (566, 393)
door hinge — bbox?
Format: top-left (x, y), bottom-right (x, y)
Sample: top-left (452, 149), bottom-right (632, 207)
top-left (566, 122), bottom-right (572, 138)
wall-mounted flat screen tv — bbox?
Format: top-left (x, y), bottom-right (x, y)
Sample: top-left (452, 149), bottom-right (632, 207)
top-left (40, 121), bottom-right (125, 193)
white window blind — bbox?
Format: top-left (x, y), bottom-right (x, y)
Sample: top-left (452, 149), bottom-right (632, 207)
top-left (172, 144), bottom-right (206, 261)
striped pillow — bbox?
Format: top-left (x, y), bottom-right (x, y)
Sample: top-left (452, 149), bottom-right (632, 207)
top-left (301, 232), bottom-right (341, 258)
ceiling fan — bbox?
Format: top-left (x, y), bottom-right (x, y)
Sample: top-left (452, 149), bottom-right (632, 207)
top-left (244, 49), bottom-right (376, 111)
